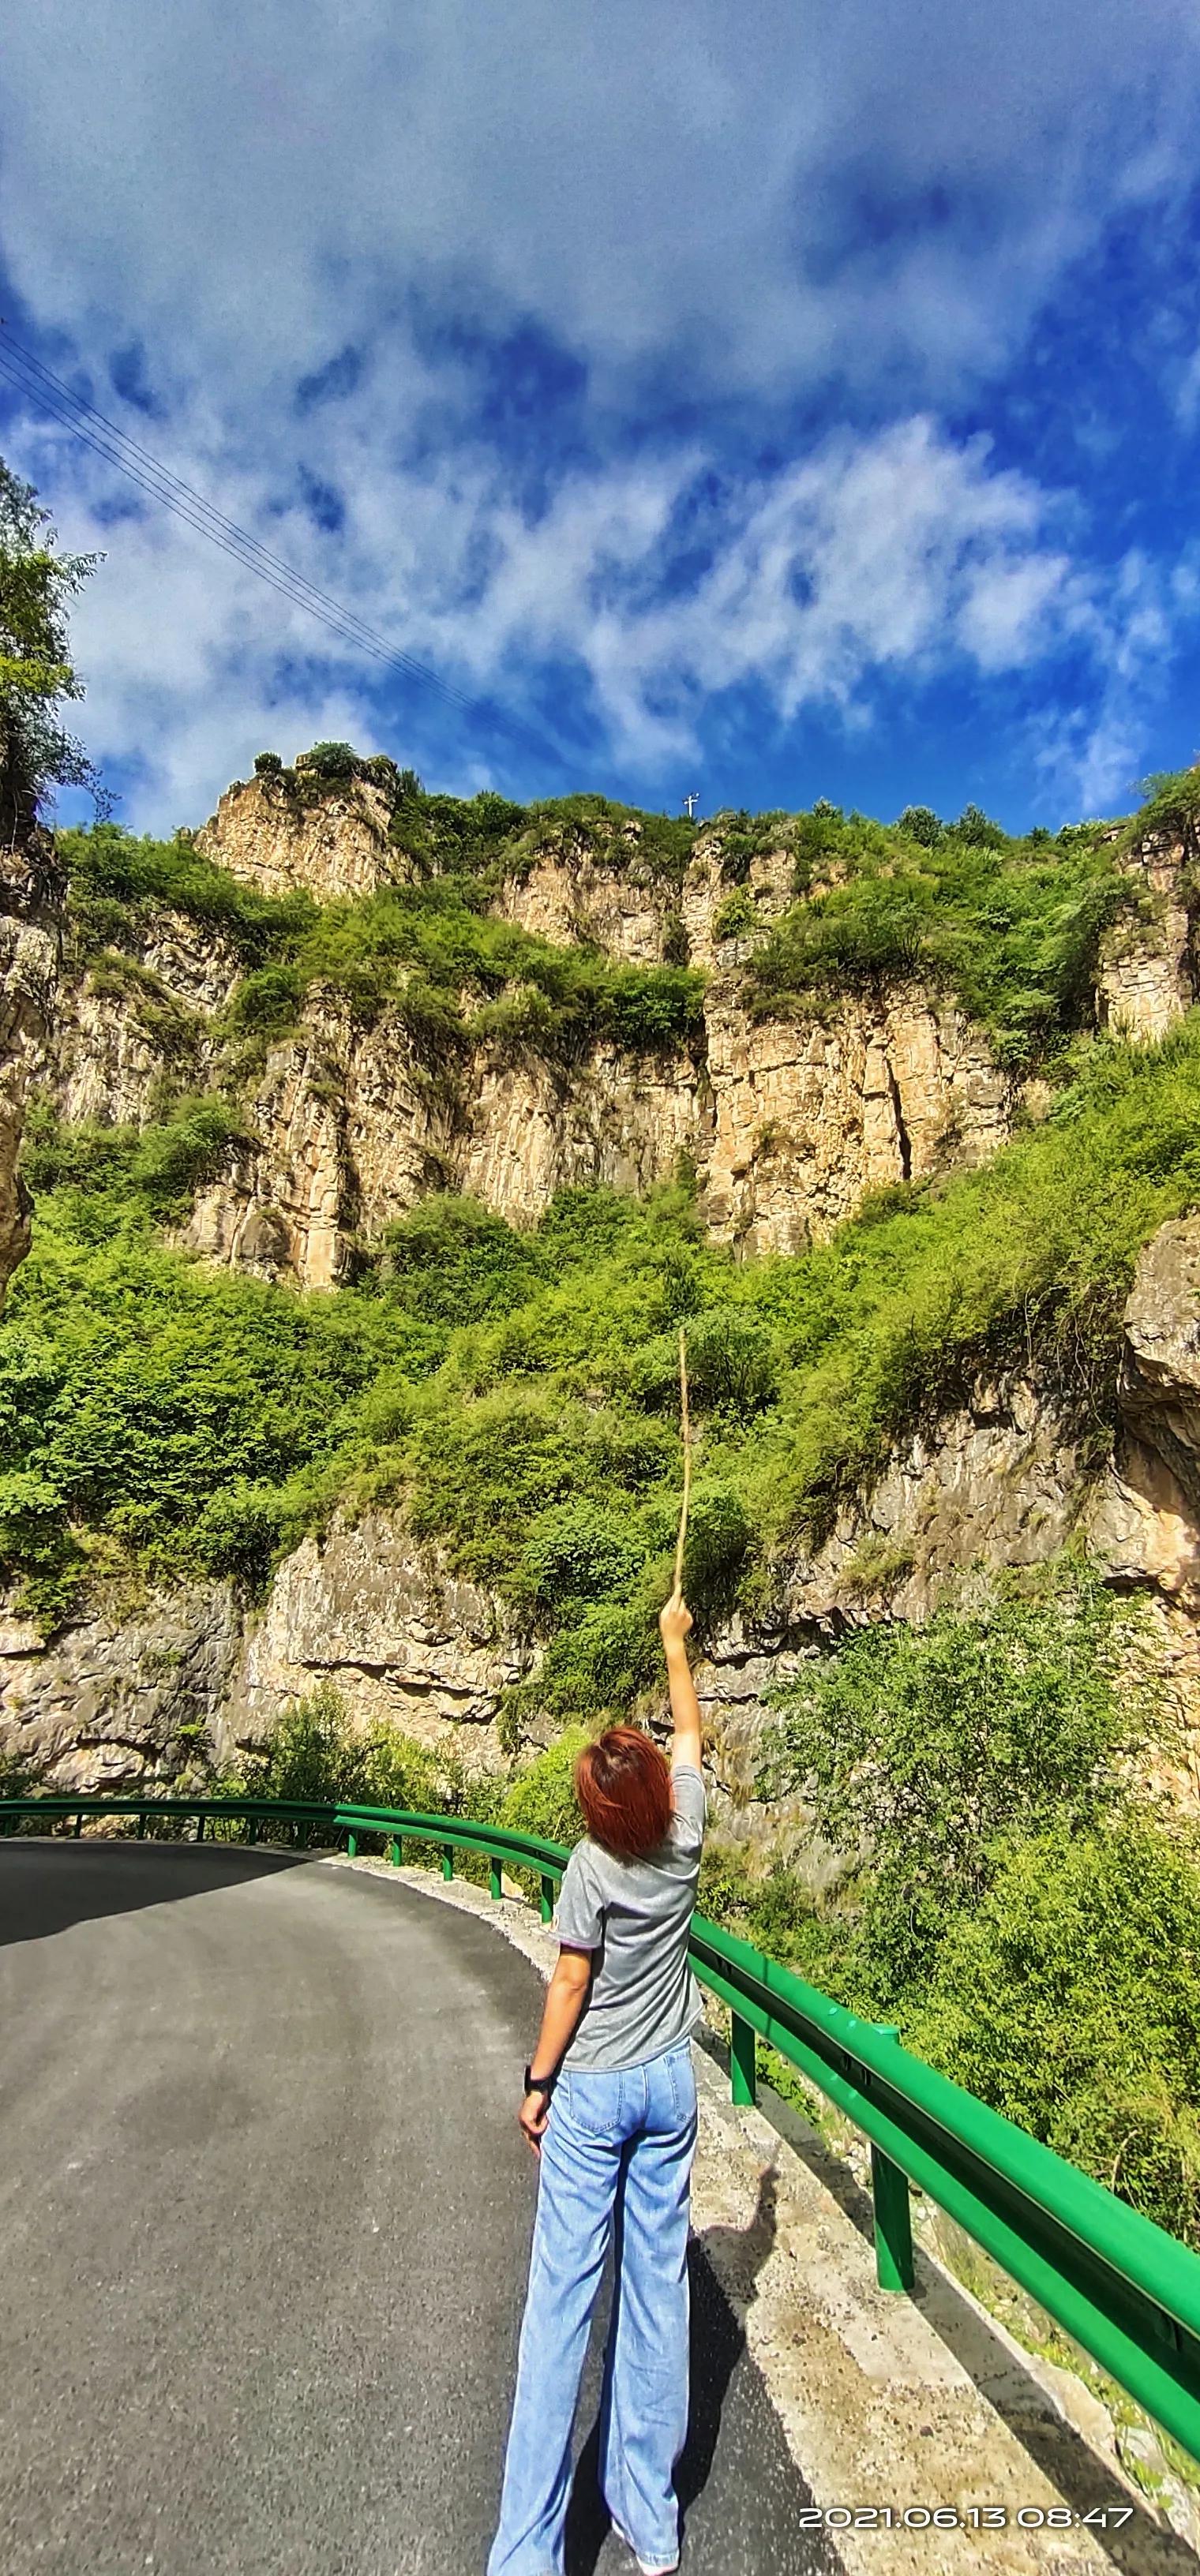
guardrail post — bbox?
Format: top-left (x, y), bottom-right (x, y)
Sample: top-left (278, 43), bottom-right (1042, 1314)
top-left (442, 1844), bottom-right (455, 1882)
top-left (539, 1874), bottom-right (554, 1924)
top-left (137, 1810), bottom-right (147, 1840)
top-left (347, 1830), bottom-right (358, 1859)
top-left (247, 1814), bottom-right (258, 1845)
top-left (730, 2012), bottom-right (757, 2108)
top-left (871, 2144), bottom-right (915, 2293)
top-left (73, 1810), bottom-right (84, 1838)
top-left (388, 1837), bottom-right (401, 1866)
top-left (489, 1859), bottom-right (503, 1901)
top-left (196, 1813), bottom-right (205, 1844)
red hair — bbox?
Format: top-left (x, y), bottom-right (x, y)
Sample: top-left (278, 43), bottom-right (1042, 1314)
top-left (575, 1727), bottom-right (673, 1860)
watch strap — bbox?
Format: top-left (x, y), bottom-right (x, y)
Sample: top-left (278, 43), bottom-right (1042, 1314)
top-left (524, 2062), bottom-right (557, 2095)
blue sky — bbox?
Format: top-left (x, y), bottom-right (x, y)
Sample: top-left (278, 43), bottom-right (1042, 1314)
top-left (3, 0), bottom-right (1200, 835)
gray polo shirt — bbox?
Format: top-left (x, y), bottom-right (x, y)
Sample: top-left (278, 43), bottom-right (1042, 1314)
top-left (554, 1763), bottom-right (706, 2074)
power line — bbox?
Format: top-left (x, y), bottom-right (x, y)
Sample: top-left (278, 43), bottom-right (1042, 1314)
top-left (0, 321), bottom-right (565, 773)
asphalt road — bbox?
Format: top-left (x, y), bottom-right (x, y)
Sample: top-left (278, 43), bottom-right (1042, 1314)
top-left (0, 1841), bottom-right (833, 2576)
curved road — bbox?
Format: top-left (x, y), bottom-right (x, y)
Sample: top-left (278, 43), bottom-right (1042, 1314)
top-left (0, 1841), bottom-right (827, 2576)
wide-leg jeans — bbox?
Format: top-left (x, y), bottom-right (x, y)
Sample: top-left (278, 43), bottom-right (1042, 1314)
top-left (487, 2039), bottom-right (698, 2576)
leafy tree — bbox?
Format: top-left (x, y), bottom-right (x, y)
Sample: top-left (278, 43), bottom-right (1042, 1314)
top-left (914, 1823), bottom-right (1200, 2239)
top-left (0, 458), bottom-right (102, 838)
top-left (897, 805), bottom-right (942, 846)
top-left (761, 1566), bottom-right (1149, 2001)
top-left (300, 739), bottom-right (362, 780)
top-left (953, 801), bottom-right (1008, 848)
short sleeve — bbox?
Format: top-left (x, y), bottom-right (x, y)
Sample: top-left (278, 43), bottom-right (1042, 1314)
top-left (669, 1762), bottom-right (706, 1855)
top-left (554, 1846), bottom-right (605, 1950)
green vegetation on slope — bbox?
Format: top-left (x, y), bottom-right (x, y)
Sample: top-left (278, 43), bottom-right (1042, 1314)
top-left (13, 1016), bottom-right (1200, 1661)
top-left (703, 1565), bottom-right (1200, 2244)
top-left (59, 816), bottom-right (705, 1065)
top-left (59, 758), bottom-right (1194, 1097)
top-left (734, 800), bottom-right (1131, 1070)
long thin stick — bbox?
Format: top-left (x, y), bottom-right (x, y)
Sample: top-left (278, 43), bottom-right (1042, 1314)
top-left (673, 1327), bottom-right (692, 1595)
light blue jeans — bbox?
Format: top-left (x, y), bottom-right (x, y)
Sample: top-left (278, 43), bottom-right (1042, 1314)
top-left (487, 2039), bottom-right (698, 2576)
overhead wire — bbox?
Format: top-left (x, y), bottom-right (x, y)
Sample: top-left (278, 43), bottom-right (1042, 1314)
top-left (0, 321), bottom-right (564, 771)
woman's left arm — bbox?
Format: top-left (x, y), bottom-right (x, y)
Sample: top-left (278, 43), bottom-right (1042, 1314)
top-left (519, 1947), bottom-right (593, 2154)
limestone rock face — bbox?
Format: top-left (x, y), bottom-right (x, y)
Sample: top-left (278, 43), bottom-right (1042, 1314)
top-left (1097, 826), bottom-right (1196, 1043)
top-left (1117, 1213), bottom-right (1200, 1508)
top-left (51, 912), bottom-right (240, 1127)
top-left (1086, 1211), bottom-right (1200, 1621)
top-left (197, 771), bottom-right (397, 903)
top-left (0, 1519), bottom-right (527, 1792)
top-left (700, 980), bottom-right (1012, 1255)
top-left (0, 1582), bottom-right (241, 1791)
top-left (223, 1512), bottom-right (531, 1764)
top-left (0, 829), bottom-right (62, 1297)
top-left (179, 1002), bottom-right (707, 1287)
top-left (497, 843), bottom-right (677, 963)
top-left (165, 971), bottom-right (1014, 1284)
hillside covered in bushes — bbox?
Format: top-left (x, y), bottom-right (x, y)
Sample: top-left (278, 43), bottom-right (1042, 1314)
top-left (9, 972), bottom-right (1200, 2240)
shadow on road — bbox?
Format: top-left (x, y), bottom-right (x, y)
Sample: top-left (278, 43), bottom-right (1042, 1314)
top-left (0, 1837), bottom-right (312, 1950)
top-left (564, 2166), bottom-right (842, 2575)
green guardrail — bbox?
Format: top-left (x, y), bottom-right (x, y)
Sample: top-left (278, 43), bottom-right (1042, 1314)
top-left (5, 1789), bottom-right (1200, 2466)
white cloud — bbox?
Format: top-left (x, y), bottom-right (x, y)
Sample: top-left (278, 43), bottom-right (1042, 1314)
top-left (5, 0), bottom-right (1200, 822)
top-left (3, 0), bottom-right (1200, 404)
top-left (1030, 549), bottom-right (1200, 814)
top-left (17, 394), bottom-right (1187, 827)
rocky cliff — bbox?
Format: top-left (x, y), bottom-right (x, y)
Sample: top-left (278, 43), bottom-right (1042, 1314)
top-left (44, 770), bottom-right (1189, 1287)
top-left (0, 826), bottom-right (60, 1299)
top-left (6, 1209), bottom-right (1200, 1816)
top-left (8, 764), bottom-right (1200, 1805)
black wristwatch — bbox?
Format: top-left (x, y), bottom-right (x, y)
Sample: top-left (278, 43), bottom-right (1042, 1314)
top-left (524, 2063), bottom-right (557, 2097)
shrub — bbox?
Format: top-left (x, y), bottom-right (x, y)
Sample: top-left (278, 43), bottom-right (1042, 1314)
top-left (299, 739), bottom-right (362, 781)
top-left (242, 1682), bottom-right (449, 1813)
top-left (913, 1822), bottom-right (1200, 2240)
top-left (501, 1729), bottom-right (588, 1848)
top-left (897, 805), bottom-right (942, 846)
top-left (222, 965), bottom-right (305, 1037)
top-left (192, 1481), bottom-right (290, 1589)
top-left (953, 802), bottom-right (1008, 848)
top-left (761, 1563), bottom-right (1148, 2003)
top-left (376, 1196), bottom-right (542, 1323)
top-left (711, 889), bottom-right (757, 942)
top-left (254, 751), bottom-right (283, 777)
top-left (516, 1501), bottom-right (643, 1616)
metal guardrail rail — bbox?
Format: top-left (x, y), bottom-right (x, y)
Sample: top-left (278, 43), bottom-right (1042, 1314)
top-left (5, 1789), bottom-right (1199, 2466)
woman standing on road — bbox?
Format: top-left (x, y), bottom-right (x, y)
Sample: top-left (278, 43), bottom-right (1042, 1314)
top-left (487, 1589), bottom-right (706, 2576)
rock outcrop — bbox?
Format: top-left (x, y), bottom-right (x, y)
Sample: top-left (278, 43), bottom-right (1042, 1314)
top-left (1097, 824), bottom-right (1196, 1043)
top-left (0, 829), bottom-right (61, 1288)
top-left (224, 1513), bottom-right (530, 1756)
top-left (0, 1581), bottom-right (240, 1792)
top-left (36, 781), bottom-right (1200, 1286)
top-left (196, 769), bottom-right (396, 903)
top-left (168, 977), bottom-right (1013, 1282)
top-left (0, 828), bottom-right (62, 1297)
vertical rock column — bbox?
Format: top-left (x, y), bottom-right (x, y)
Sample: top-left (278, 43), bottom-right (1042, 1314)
top-left (0, 826), bottom-right (62, 1298)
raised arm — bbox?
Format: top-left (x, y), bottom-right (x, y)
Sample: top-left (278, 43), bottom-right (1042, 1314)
top-left (658, 1587), bottom-right (702, 1774)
